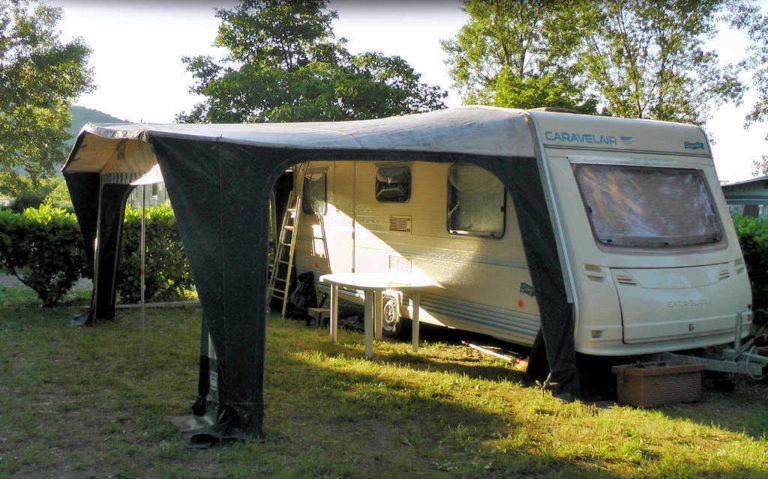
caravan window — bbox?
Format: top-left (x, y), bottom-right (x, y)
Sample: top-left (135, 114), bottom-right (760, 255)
top-left (376, 166), bottom-right (411, 203)
top-left (574, 164), bottom-right (722, 248)
top-left (302, 171), bottom-right (326, 215)
top-left (447, 164), bottom-right (505, 238)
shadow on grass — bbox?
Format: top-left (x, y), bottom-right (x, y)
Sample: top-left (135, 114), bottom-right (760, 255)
top-left (265, 347), bottom-right (619, 478)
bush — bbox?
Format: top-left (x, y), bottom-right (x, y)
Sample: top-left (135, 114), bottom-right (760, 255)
top-left (732, 215), bottom-right (768, 326)
top-left (0, 201), bottom-right (89, 307)
top-left (11, 189), bottom-right (48, 213)
top-left (117, 204), bottom-right (194, 303)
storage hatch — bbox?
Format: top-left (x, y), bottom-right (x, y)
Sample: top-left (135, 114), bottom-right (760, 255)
top-left (612, 264), bottom-right (739, 344)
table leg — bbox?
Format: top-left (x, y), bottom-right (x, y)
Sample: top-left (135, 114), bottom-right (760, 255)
top-left (330, 284), bottom-right (338, 342)
top-left (412, 293), bottom-right (420, 353)
top-left (374, 291), bottom-right (383, 340)
top-left (364, 290), bottom-right (374, 359)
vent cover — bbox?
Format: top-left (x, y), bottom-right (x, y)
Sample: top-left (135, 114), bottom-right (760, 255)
top-left (389, 215), bottom-right (412, 233)
top-left (718, 268), bottom-right (730, 281)
top-left (614, 273), bottom-right (637, 286)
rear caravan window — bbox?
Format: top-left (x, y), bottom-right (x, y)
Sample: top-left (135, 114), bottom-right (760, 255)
top-left (447, 164), bottom-right (505, 238)
top-left (574, 164), bottom-right (722, 248)
top-left (302, 170), bottom-right (326, 215)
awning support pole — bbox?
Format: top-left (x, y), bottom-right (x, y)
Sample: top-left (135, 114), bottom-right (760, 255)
top-left (140, 185), bottom-right (146, 361)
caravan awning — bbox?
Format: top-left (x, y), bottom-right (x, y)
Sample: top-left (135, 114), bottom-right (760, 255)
top-left (63, 106), bottom-right (578, 444)
top-left (63, 106), bottom-right (536, 176)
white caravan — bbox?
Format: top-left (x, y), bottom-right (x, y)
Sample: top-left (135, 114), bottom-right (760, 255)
top-left (289, 109), bottom-right (752, 357)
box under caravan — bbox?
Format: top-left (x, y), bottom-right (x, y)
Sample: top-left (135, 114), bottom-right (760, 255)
top-left (287, 110), bottom-right (752, 357)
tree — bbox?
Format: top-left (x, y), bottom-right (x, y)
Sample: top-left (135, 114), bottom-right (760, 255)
top-left (179, 0), bottom-right (446, 124)
top-left (443, 0), bottom-right (744, 124)
top-left (0, 0), bottom-right (93, 189)
top-left (573, 0), bottom-right (742, 124)
top-left (728, 2), bottom-right (768, 175)
top-left (441, 0), bottom-right (597, 112)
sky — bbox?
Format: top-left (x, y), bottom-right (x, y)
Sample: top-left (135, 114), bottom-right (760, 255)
top-left (51, 0), bottom-right (768, 183)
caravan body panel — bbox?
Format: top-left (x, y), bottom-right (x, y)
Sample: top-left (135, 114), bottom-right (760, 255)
top-left (289, 109), bottom-right (752, 357)
top-left (295, 160), bottom-right (541, 346)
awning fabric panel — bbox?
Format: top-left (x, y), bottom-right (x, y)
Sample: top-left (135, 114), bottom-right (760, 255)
top-left (62, 107), bottom-right (579, 442)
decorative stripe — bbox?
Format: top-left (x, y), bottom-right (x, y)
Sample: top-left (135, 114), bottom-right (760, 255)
top-left (414, 293), bottom-right (540, 339)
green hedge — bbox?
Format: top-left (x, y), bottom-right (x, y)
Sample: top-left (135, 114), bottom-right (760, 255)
top-left (0, 201), bottom-right (89, 307)
top-left (0, 202), bottom-right (194, 307)
top-left (117, 204), bottom-right (194, 304)
top-left (732, 215), bottom-right (768, 326)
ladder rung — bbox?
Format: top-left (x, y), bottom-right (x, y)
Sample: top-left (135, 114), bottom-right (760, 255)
top-left (284, 226), bottom-right (294, 231)
top-left (278, 260), bottom-right (290, 264)
top-left (271, 288), bottom-right (285, 294)
top-left (288, 208), bottom-right (297, 212)
top-left (274, 277), bottom-right (286, 283)
top-left (282, 242), bottom-right (292, 247)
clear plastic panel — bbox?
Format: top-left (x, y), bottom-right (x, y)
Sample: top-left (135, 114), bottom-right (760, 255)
top-left (574, 164), bottom-right (722, 247)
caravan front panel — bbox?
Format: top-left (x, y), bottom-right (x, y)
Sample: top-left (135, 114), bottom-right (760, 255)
top-left (530, 111), bottom-right (752, 356)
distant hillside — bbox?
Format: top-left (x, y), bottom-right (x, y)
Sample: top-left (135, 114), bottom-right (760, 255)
top-left (67, 106), bottom-right (128, 147)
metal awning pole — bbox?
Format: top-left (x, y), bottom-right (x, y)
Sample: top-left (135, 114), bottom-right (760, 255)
top-left (140, 185), bottom-right (146, 360)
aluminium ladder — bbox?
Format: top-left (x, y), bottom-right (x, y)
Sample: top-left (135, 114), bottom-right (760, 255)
top-left (267, 163), bottom-right (307, 318)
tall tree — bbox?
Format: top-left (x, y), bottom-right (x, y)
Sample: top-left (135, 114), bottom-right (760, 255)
top-left (574, 0), bottom-right (742, 124)
top-left (728, 2), bottom-right (768, 175)
top-left (443, 0), bottom-right (744, 124)
top-left (179, 0), bottom-right (446, 123)
top-left (0, 0), bottom-right (93, 188)
top-left (441, 0), bottom-right (597, 112)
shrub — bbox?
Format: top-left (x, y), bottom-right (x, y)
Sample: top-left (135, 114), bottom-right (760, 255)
top-left (11, 189), bottom-right (48, 213)
top-left (732, 215), bottom-right (768, 326)
top-left (0, 201), bottom-right (89, 307)
top-left (117, 204), bottom-right (194, 303)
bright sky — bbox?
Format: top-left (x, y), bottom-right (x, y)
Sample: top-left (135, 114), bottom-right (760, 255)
top-left (52, 0), bottom-right (767, 183)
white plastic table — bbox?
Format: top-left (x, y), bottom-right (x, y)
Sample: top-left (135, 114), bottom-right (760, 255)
top-left (319, 272), bottom-right (434, 359)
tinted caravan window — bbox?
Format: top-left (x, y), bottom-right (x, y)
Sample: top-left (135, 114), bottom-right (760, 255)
top-left (302, 170), bottom-right (326, 215)
top-left (574, 164), bottom-right (722, 248)
top-left (376, 166), bottom-right (411, 203)
top-left (447, 164), bottom-right (505, 238)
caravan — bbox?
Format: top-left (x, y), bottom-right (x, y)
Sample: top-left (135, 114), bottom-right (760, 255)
top-left (288, 109), bottom-right (752, 357)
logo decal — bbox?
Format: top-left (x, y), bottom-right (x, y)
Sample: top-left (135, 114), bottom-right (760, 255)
top-left (544, 130), bottom-right (617, 146)
top-left (619, 136), bottom-right (634, 146)
top-left (684, 141), bottom-right (705, 150)
top-left (520, 282), bottom-right (536, 297)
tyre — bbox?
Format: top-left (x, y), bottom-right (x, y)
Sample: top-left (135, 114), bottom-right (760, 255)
top-left (382, 297), bottom-right (404, 338)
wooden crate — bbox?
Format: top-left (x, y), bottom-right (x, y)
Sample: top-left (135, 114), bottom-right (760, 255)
top-left (612, 361), bottom-right (706, 408)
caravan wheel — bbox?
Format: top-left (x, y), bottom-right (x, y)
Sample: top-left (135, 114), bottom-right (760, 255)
top-left (382, 298), bottom-right (403, 338)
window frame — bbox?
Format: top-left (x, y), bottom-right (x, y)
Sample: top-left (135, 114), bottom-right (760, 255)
top-left (446, 163), bottom-right (506, 239)
top-left (302, 169), bottom-right (327, 215)
top-left (572, 163), bottom-right (725, 250)
top-left (375, 164), bottom-right (412, 203)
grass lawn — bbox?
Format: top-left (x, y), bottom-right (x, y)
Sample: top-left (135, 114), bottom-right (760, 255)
top-left (1, 304), bottom-right (767, 478)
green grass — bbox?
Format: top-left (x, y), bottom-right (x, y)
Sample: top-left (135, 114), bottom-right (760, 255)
top-left (1, 305), bottom-right (767, 478)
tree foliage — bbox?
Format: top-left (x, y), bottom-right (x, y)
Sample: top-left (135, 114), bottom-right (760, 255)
top-left (0, 0), bottom-right (92, 185)
top-left (444, 0), bottom-right (745, 124)
top-left (179, 0), bottom-right (446, 123)
top-left (441, 0), bottom-right (597, 112)
top-left (728, 2), bottom-right (768, 175)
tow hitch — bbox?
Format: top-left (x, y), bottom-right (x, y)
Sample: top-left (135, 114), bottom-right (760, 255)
top-left (658, 313), bottom-right (768, 380)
